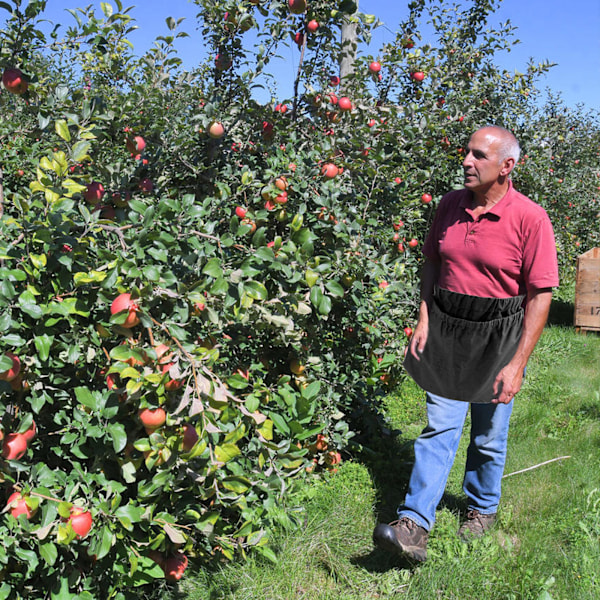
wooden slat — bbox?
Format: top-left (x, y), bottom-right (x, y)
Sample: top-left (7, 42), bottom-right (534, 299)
top-left (574, 248), bottom-right (600, 331)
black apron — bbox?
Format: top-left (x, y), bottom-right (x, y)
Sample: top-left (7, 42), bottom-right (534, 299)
top-left (403, 287), bottom-right (524, 403)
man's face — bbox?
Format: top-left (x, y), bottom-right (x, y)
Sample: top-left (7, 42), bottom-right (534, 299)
top-left (462, 129), bottom-right (507, 193)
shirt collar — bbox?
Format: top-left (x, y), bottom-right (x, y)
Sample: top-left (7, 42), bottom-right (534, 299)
top-left (460, 180), bottom-right (515, 219)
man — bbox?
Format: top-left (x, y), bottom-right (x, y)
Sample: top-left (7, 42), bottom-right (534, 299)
top-left (373, 126), bottom-right (559, 562)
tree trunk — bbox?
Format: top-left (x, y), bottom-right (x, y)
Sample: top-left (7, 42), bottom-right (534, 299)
top-left (339, 1), bottom-right (359, 89)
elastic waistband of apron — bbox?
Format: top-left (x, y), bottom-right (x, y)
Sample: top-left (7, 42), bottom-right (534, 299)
top-left (434, 286), bottom-right (525, 322)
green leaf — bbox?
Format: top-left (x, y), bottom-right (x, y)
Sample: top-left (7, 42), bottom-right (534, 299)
top-left (74, 270), bottom-right (108, 285)
top-left (255, 545), bottom-right (278, 563)
top-left (244, 395), bottom-right (260, 413)
top-left (325, 280), bottom-right (345, 298)
top-left (55, 119), bottom-right (71, 142)
top-left (214, 443), bottom-right (241, 464)
top-left (114, 503), bottom-right (144, 527)
top-left (244, 280), bottom-right (268, 300)
top-left (257, 419), bottom-right (273, 440)
top-left (0, 583), bottom-right (11, 600)
top-left (18, 289), bottom-right (43, 319)
top-left (34, 334), bottom-right (54, 361)
top-left (40, 156), bottom-right (53, 171)
top-left (202, 258), bottom-right (222, 278)
top-left (71, 140), bottom-right (92, 162)
top-left (222, 476), bottom-right (251, 494)
top-left (268, 412), bottom-right (290, 435)
top-left (50, 575), bottom-right (70, 600)
top-left (101, 2), bottom-right (114, 17)
top-left (300, 380), bottom-right (321, 400)
top-left (108, 423), bottom-right (127, 452)
top-left (74, 387), bottom-right (98, 411)
top-left (39, 542), bottom-right (58, 566)
top-left (29, 253), bottom-right (47, 269)
top-left (318, 295), bottom-right (332, 315)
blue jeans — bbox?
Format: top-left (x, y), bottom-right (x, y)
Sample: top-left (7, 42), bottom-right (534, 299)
top-left (398, 392), bottom-right (514, 531)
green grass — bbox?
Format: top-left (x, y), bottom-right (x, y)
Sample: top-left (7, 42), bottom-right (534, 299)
top-left (163, 302), bottom-right (600, 600)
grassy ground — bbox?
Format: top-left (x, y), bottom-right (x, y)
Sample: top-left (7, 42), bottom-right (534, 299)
top-left (166, 295), bottom-right (600, 600)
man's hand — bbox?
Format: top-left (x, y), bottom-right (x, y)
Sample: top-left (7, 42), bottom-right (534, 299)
top-left (492, 287), bottom-right (553, 404)
top-left (492, 363), bottom-right (523, 404)
top-left (407, 257), bottom-right (439, 361)
top-left (409, 320), bottom-right (428, 360)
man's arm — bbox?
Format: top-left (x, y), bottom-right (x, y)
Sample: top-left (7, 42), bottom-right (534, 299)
top-left (492, 287), bottom-right (553, 404)
top-left (409, 257), bottom-right (440, 360)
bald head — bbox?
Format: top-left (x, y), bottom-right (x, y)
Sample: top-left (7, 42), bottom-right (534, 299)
top-left (474, 126), bottom-right (521, 170)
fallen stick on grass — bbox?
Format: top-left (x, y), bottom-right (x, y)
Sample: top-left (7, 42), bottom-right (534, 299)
top-left (503, 455), bottom-right (571, 478)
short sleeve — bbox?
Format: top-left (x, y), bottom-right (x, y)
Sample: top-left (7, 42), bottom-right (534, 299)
top-left (521, 213), bottom-right (559, 291)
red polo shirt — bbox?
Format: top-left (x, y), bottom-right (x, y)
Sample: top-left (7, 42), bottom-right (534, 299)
top-left (423, 182), bottom-right (559, 298)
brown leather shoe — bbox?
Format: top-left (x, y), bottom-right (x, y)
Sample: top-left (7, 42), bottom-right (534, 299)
top-left (458, 509), bottom-right (496, 541)
top-left (373, 517), bottom-right (428, 562)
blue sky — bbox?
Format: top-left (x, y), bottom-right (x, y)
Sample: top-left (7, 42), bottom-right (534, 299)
top-left (40, 0), bottom-right (600, 112)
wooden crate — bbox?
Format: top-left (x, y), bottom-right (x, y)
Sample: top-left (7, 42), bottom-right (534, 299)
top-left (574, 247), bottom-right (600, 333)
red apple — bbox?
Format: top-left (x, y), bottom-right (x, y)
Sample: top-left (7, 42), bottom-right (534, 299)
top-left (338, 96), bottom-right (352, 111)
top-left (329, 75), bottom-right (340, 87)
top-left (402, 37), bottom-right (415, 49)
top-left (410, 71), bottom-right (425, 82)
top-left (307, 19), bottom-right (319, 32)
top-left (69, 507), bottom-right (93, 538)
top-left (288, 0), bottom-right (307, 14)
top-left (235, 206), bottom-right (247, 219)
top-left (324, 450), bottom-right (341, 466)
top-left (154, 343), bottom-right (173, 365)
top-left (294, 31), bottom-right (304, 47)
top-left (274, 191), bottom-right (288, 204)
top-left (262, 121), bottom-right (274, 140)
top-left (369, 61), bottom-right (381, 73)
top-left (22, 420), bottom-right (36, 443)
top-left (161, 363), bottom-right (183, 391)
top-left (6, 491), bottom-right (36, 519)
top-left (404, 326), bottom-right (413, 337)
top-left (139, 407), bottom-right (167, 430)
top-left (139, 178), bottom-right (154, 193)
top-left (421, 193), bottom-right (432, 204)
top-left (164, 552), bottom-right (188, 581)
top-left (408, 238), bottom-right (418, 248)
top-left (2, 68), bottom-right (28, 94)
top-left (2, 433), bottom-right (28, 460)
top-left (111, 292), bottom-right (140, 328)
top-left (126, 135), bottom-right (146, 154)
top-left (208, 122), bottom-right (225, 139)
top-left (181, 424), bottom-right (199, 452)
top-left (84, 182), bottom-right (105, 205)
top-left (214, 53), bottom-right (232, 71)
top-left (0, 352), bottom-right (21, 382)
top-left (321, 163), bottom-right (339, 179)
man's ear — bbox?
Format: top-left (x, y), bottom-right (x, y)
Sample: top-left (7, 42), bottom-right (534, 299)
top-left (500, 157), bottom-right (515, 176)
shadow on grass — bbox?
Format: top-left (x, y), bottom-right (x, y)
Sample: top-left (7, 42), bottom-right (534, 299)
top-left (349, 397), bottom-right (470, 573)
top-left (351, 545), bottom-right (420, 573)
top-left (547, 298), bottom-right (574, 326)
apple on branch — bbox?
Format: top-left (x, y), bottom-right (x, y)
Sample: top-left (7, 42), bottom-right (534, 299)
top-left (2, 67), bottom-right (28, 94)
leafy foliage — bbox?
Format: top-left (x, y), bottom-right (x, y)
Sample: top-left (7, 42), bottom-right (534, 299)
top-left (0, 0), bottom-right (597, 597)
